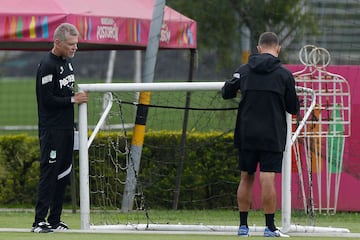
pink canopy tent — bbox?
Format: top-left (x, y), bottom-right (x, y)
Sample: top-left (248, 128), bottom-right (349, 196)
top-left (0, 0), bottom-right (196, 51)
top-left (0, 0), bottom-right (198, 215)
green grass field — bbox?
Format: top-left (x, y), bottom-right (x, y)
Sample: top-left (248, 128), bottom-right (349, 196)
top-left (1, 78), bottom-right (359, 239)
top-left (0, 209), bottom-right (359, 239)
top-left (0, 78), bottom-right (37, 126)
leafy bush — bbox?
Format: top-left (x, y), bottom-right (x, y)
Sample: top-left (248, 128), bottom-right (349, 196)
top-left (0, 132), bottom-right (238, 209)
top-left (0, 135), bottom-right (39, 205)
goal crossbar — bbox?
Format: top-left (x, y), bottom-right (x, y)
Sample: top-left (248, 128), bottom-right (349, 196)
top-left (78, 82), bottom-right (226, 93)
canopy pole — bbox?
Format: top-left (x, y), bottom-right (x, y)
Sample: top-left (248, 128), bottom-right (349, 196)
top-left (173, 49), bottom-right (196, 209)
top-left (173, 49), bottom-right (196, 210)
top-left (121, 0), bottom-right (165, 212)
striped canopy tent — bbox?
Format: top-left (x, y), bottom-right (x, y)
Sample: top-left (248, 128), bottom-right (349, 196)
top-left (0, 0), bottom-right (198, 222)
top-left (0, 0), bottom-right (197, 51)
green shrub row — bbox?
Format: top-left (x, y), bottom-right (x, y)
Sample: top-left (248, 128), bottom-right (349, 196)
top-left (0, 132), bottom-right (239, 209)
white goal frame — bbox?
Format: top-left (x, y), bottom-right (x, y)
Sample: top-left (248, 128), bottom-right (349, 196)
top-left (76, 82), bottom-right (348, 234)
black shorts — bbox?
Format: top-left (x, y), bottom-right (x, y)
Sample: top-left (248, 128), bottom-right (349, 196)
top-left (238, 149), bottom-right (283, 174)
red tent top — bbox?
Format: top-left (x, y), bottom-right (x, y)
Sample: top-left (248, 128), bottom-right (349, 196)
top-left (0, 0), bottom-right (197, 50)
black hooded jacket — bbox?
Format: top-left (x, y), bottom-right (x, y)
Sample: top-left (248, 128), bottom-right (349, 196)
top-left (222, 53), bottom-right (300, 152)
top-left (36, 52), bottom-right (75, 130)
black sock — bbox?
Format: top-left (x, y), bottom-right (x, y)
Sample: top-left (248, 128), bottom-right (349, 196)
top-left (265, 213), bottom-right (276, 231)
top-left (240, 211), bottom-right (248, 227)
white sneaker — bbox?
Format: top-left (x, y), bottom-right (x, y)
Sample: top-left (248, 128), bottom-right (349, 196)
top-left (50, 221), bottom-right (69, 231)
top-left (31, 222), bottom-right (53, 233)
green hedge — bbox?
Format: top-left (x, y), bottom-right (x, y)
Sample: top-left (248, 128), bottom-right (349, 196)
top-left (138, 131), bottom-right (239, 209)
top-left (0, 132), bottom-right (238, 209)
top-left (0, 135), bottom-right (40, 205)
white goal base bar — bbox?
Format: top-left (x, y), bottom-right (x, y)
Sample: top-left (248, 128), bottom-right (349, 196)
top-left (0, 225), bottom-right (354, 237)
top-left (89, 223), bottom-right (350, 235)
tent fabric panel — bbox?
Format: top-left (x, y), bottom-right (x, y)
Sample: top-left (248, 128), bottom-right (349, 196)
top-left (0, 0), bottom-right (197, 50)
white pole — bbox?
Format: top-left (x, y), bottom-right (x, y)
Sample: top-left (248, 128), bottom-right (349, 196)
top-left (105, 50), bottom-right (116, 84)
top-left (78, 82), bottom-right (225, 92)
top-left (134, 50), bottom-right (141, 84)
top-left (241, 25), bottom-right (250, 64)
top-left (282, 113), bottom-right (292, 233)
top-left (87, 93), bottom-right (113, 148)
top-left (78, 102), bottom-right (90, 230)
top-left (102, 50), bottom-right (116, 120)
top-left (134, 50), bottom-right (141, 108)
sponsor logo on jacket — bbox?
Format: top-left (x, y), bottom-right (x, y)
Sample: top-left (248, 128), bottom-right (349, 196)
top-left (59, 74), bottom-right (75, 89)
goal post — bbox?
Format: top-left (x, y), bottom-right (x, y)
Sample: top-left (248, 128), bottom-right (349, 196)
top-left (77, 82), bottom-right (227, 230)
top-left (77, 81), bottom-right (323, 233)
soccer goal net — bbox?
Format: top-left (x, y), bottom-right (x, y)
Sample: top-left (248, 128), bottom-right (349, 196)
top-left (75, 81), bottom-right (325, 234)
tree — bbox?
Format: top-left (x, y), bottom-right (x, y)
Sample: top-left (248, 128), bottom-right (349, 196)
top-left (166, 0), bottom-right (318, 210)
top-left (167, 0), bottom-right (317, 74)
